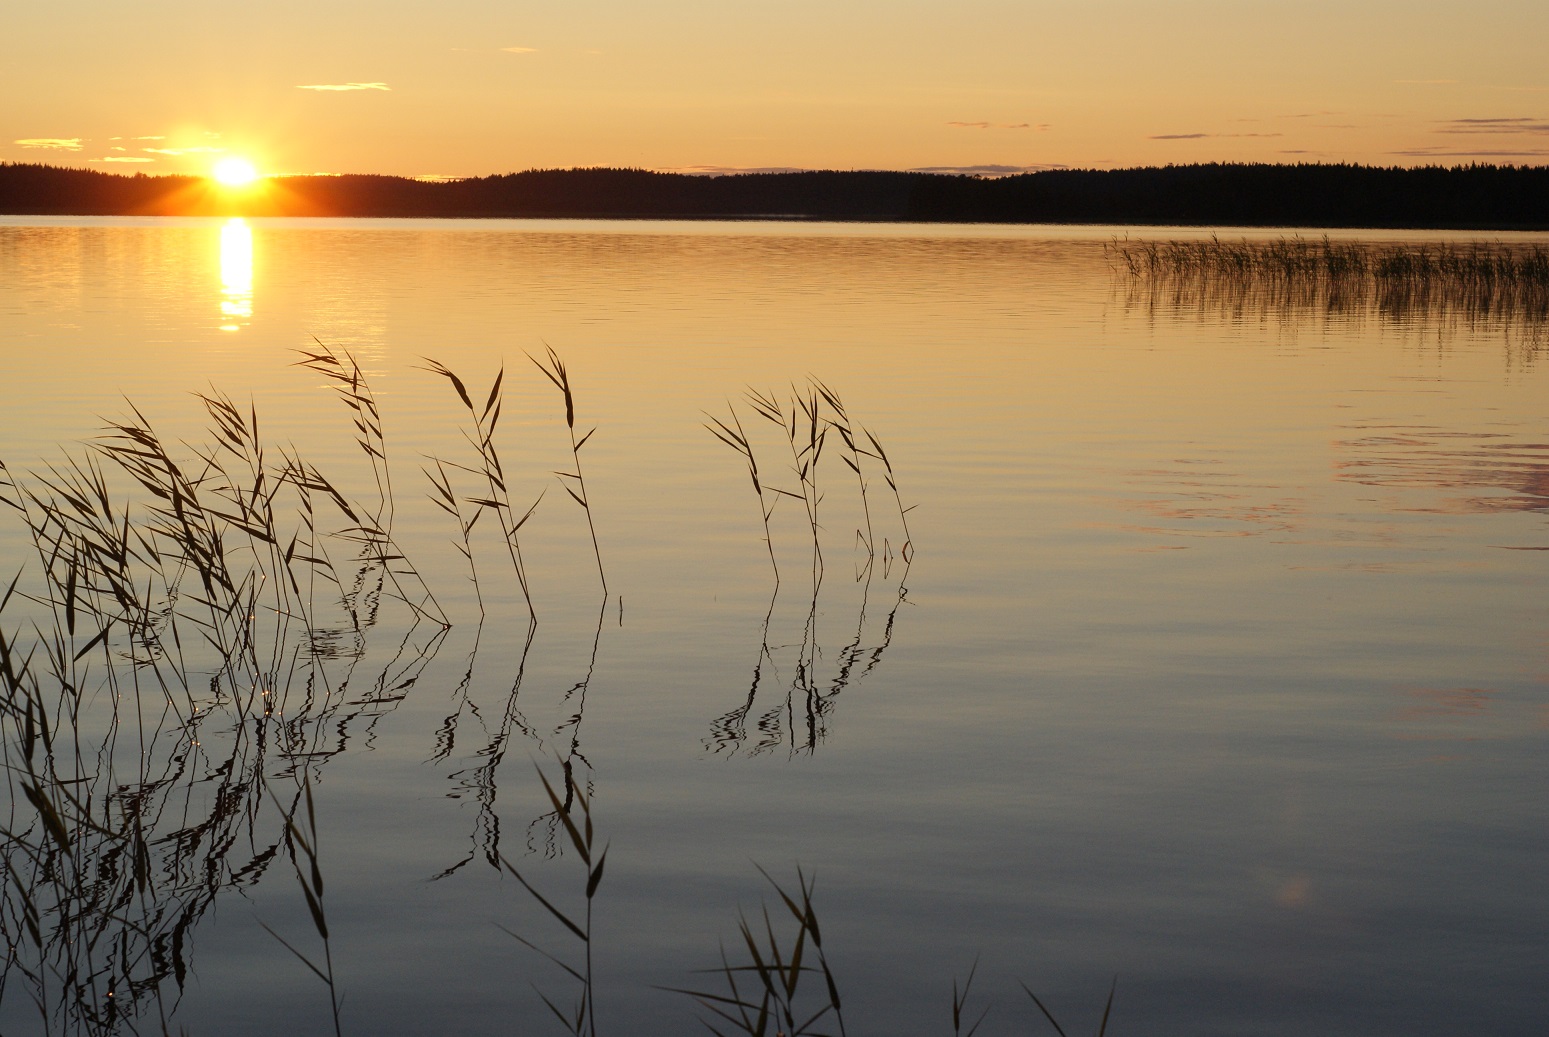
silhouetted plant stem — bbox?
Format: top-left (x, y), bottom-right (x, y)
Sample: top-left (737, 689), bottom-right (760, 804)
top-left (863, 427), bottom-right (912, 562)
top-left (667, 865), bottom-right (847, 1037)
top-left (706, 405), bottom-right (780, 585)
top-left (812, 379), bottom-right (875, 570)
top-left (532, 347), bottom-right (607, 596)
top-left (1022, 976), bottom-right (1117, 1037)
top-left (420, 358), bottom-right (540, 621)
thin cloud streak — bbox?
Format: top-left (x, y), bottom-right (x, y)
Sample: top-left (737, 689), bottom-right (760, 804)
top-left (908, 163), bottom-right (1067, 176)
top-left (297, 82), bottom-right (390, 92)
top-left (14, 138), bottom-right (83, 150)
top-left (946, 121), bottom-right (1048, 131)
top-left (1435, 117), bottom-right (1549, 134)
top-left (1149, 132), bottom-right (1284, 140)
top-left (501, 46), bottom-right (537, 54)
top-left (663, 164), bottom-right (812, 176)
top-left (1391, 146), bottom-right (1549, 157)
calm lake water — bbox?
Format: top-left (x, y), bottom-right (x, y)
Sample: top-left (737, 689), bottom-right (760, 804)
top-left (2, 216), bottom-right (1547, 1036)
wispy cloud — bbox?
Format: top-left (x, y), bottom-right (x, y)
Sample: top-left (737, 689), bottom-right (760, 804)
top-left (1435, 117), bottom-right (1549, 134)
top-left (1148, 132), bottom-right (1284, 140)
top-left (663, 165), bottom-right (812, 176)
top-left (297, 82), bottom-right (390, 92)
top-left (908, 163), bottom-right (1067, 176)
top-left (142, 146), bottom-right (224, 155)
top-left (92, 156), bottom-right (154, 163)
top-left (1390, 145), bottom-right (1549, 157)
top-left (947, 121), bottom-right (1048, 131)
top-left (501, 46), bottom-right (537, 54)
top-left (14, 138), bottom-right (83, 150)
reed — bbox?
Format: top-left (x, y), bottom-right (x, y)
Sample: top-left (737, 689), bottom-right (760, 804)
top-left (668, 865), bottom-right (847, 1037)
top-left (705, 380), bottom-right (913, 757)
top-left (671, 863), bottom-right (1108, 1037)
top-left (532, 346), bottom-right (607, 596)
top-left (296, 346), bottom-right (449, 627)
top-left (1109, 235), bottom-right (1549, 345)
top-left (745, 385), bottom-right (826, 584)
top-left (707, 379), bottom-right (914, 583)
top-left (0, 353), bottom-right (953, 1037)
top-left (0, 343), bottom-right (604, 1034)
top-left (1023, 977), bottom-right (1117, 1037)
top-left (420, 358), bottom-right (542, 621)
top-left (705, 406), bottom-right (779, 583)
top-left (811, 379), bottom-right (875, 565)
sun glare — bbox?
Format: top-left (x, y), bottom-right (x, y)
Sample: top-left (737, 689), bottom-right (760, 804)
top-left (212, 157), bottom-right (260, 187)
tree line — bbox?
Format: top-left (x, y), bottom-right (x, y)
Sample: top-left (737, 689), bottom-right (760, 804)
top-left (3, 161), bottom-right (1547, 227)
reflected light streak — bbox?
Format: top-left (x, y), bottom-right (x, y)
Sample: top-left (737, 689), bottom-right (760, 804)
top-left (219, 218), bottom-right (253, 330)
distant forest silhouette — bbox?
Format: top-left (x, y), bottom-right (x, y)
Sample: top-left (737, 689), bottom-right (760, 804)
top-left (3, 162), bottom-right (1548, 227)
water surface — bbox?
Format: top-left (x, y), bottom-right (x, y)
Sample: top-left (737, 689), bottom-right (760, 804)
top-left (1, 217), bottom-right (1546, 1036)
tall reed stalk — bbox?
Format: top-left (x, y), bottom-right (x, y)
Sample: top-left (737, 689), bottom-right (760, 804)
top-left (420, 359), bottom-right (541, 621)
top-left (532, 347), bottom-right (606, 595)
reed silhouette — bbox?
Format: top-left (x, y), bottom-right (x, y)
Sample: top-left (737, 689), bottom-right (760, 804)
top-left (0, 348), bottom-right (950, 1036)
top-left (706, 382), bottom-right (913, 757)
top-left (503, 769), bottom-right (1112, 1037)
top-left (0, 345), bottom-right (617, 1034)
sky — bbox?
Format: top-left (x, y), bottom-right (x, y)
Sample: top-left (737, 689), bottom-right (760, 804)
top-left (5, 0), bottom-right (1549, 179)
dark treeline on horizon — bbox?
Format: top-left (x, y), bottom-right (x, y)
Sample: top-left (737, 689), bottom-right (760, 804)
top-left (3, 161), bottom-right (1548, 228)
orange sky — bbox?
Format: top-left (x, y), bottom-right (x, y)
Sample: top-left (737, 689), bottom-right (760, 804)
top-left (5, 1), bottom-right (1549, 178)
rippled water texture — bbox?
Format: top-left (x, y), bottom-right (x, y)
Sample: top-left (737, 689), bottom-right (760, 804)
top-left (2, 217), bottom-right (1547, 1036)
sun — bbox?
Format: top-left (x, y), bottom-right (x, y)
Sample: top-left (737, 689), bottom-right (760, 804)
top-left (212, 157), bottom-right (261, 187)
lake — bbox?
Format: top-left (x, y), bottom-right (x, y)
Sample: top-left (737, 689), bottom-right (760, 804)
top-left (1, 216), bottom-right (1546, 1037)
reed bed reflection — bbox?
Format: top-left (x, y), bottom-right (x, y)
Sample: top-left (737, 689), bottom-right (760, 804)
top-left (1110, 236), bottom-right (1549, 349)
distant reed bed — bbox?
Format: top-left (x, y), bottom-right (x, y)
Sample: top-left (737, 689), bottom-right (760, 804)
top-left (1109, 236), bottom-right (1549, 346)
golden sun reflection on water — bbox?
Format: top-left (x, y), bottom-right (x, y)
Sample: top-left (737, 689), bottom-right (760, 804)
top-left (219, 217), bottom-right (253, 330)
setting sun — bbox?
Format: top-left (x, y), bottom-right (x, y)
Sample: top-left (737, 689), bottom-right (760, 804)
top-left (212, 157), bottom-right (260, 187)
